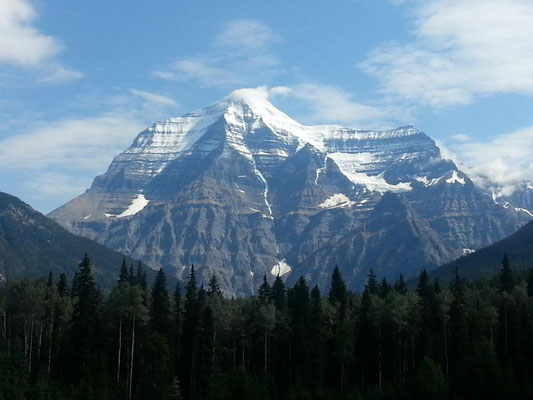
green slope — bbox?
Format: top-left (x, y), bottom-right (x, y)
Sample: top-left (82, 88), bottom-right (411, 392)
top-left (0, 191), bottom-right (150, 289)
top-left (430, 219), bottom-right (533, 283)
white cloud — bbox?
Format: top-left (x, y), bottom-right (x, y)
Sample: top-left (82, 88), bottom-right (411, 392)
top-left (449, 126), bottom-right (533, 190)
top-left (0, 113), bottom-right (146, 171)
top-left (279, 83), bottom-right (388, 126)
top-left (157, 57), bottom-right (241, 88)
top-left (215, 19), bottom-right (280, 51)
top-left (451, 133), bottom-right (471, 142)
top-left (130, 89), bottom-right (178, 108)
top-left (266, 83), bottom-right (408, 128)
top-left (152, 19), bottom-right (281, 88)
top-left (40, 64), bottom-right (83, 83)
top-left (0, 0), bottom-right (60, 66)
top-left (361, 0), bottom-right (533, 107)
top-left (25, 172), bottom-right (91, 196)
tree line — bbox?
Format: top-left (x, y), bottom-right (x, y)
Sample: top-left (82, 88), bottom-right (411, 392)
top-left (1, 253), bottom-right (533, 399)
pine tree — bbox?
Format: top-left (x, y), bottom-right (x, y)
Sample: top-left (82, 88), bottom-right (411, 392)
top-left (56, 272), bottom-right (69, 297)
top-left (180, 265), bottom-right (200, 399)
top-left (118, 258), bottom-right (130, 285)
top-left (329, 266), bottom-right (347, 307)
top-left (174, 281), bottom-right (182, 373)
top-left (394, 273), bottom-right (407, 294)
top-left (258, 274), bottom-right (271, 304)
top-left (365, 268), bottom-right (379, 295)
top-left (270, 275), bottom-right (286, 311)
top-left (128, 264), bottom-right (135, 286)
top-left (449, 267), bottom-right (468, 387)
top-left (70, 254), bottom-right (102, 381)
top-left (309, 285), bottom-right (323, 393)
top-left (136, 262), bottom-right (147, 290)
top-left (207, 274), bottom-right (222, 297)
top-left (416, 269), bottom-right (437, 363)
top-left (498, 253), bottom-right (514, 293)
top-left (380, 277), bottom-right (390, 298)
top-left (150, 268), bottom-right (171, 337)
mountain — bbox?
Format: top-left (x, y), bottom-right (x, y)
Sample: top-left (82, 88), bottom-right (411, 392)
top-left (0, 191), bottom-right (144, 289)
top-left (429, 219), bottom-right (533, 284)
top-left (48, 88), bottom-right (532, 295)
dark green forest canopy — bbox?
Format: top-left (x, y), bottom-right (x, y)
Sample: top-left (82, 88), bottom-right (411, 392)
top-left (2, 253), bottom-right (533, 400)
top-left (0, 191), bottom-right (162, 290)
top-left (430, 219), bottom-right (533, 284)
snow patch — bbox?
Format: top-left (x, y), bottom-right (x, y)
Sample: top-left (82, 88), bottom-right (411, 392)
top-left (463, 248), bottom-right (475, 256)
top-left (445, 171), bottom-right (466, 185)
top-left (271, 260), bottom-right (291, 276)
top-left (329, 152), bottom-right (411, 193)
top-left (319, 193), bottom-right (355, 209)
top-left (83, 214), bottom-right (92, 220)
top-left (116, 194), bottom-right (150, 218)
top-left (315, 153), bottom-right (328, 185)
top-left (515, 207), bottom-right (533, 217)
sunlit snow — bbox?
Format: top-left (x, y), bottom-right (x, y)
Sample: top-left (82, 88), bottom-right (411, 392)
top-left (116, 194), bottom-right (149, 218)
top-left (319, 193), bottom-right (355, 208)
top-left (271, 260), bottom-right (291, 276)
top-left (445, 171), bottom-right (466, 185)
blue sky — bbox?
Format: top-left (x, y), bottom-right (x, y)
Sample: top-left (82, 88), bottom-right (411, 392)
top-left (1, 0), bottom-right (533, 213)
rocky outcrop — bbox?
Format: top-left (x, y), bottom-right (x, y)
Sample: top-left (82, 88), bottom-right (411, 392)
top-left (48, 88), bottom-right (532, 295)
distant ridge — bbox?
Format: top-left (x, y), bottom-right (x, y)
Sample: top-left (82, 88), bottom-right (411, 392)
top-left (0, 191), bottom-right (151, 289)
top-left (430, 220), bottom-right (533, 283)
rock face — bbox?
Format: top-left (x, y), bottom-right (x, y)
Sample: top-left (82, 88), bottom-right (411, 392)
top-left (48, 88), bottom-right (532, 295)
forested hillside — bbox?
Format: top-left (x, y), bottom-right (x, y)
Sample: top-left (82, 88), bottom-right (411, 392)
top-left (0, 191), bottom-right (145, 289)
top-left (1, 253), bottom-right (533, 399)
top-left (431, 219), bottom-right (533, 284)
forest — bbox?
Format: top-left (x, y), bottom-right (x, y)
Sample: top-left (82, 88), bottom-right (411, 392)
top-left (1, 254), bottom-right (533, 400)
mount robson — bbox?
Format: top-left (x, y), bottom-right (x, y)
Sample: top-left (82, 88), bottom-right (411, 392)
top-left (48, 88), bottom-right (533, 296)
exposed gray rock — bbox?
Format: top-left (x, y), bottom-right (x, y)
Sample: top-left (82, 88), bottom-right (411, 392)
top-left (48, 88), bottom-right (532, 295)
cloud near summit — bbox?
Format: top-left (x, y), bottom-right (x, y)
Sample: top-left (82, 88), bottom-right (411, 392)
top-left (361, 0), bottom-right (533, 107)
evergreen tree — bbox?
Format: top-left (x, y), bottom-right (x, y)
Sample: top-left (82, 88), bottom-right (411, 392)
top-left (129, 264), bottom-right (135, 286)
top-left (70, 254), bottom-right (102, 381)
top-left (449, 267), bottom-right (468, 388)
top-left (118, 258), bottom-right (130, 285)
top-left (328, 266), bottom-right (347, 309)
top-left (394, 273), bottom-right (407, 294)
top-left (150, 268), bottom-right (171, 337)
top-left (416, 269), bottom-right (437, 363)
top-left (207, 274), bottom-right (222, 297)
top-left (270, 275), bottom-right (286, 311)
top-left (380, 277), bottom-right (390, 298)
top-left (137, 262), bottom-right (148, 290)
top-left (365, 268), bottom-right (379, 295)
top-left (498, 253), bottom-right (514, 293)
top-left (180, 265), bottom-right (200, 399)
top-left (258, 274), bottom-right (271, 304)
top-left (56, 272), bottom-right (69, 297)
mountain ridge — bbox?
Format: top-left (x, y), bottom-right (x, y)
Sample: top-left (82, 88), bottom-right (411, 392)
top-left (48, 88), bottom-right (532, 295)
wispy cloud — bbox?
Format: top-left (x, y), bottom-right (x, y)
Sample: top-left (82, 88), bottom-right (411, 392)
top-left (215, 19), bottom-right (280, 52)
top-left (361, 0), bottom-right (533, 107)
top-left (129, 89), bottom-right (178, 108)
top-left (448, 126), bottom-right (533, 191)
top-left (40, 64), bottom-right (84, 83)
top-left (0, 88), bottom-right (179, 200)
top-left (152, 19), bottom-right (281, 88)
top-left (0, 113), bottom-right (146, 171)
top-left (276, 83), bottom-right (391, 127)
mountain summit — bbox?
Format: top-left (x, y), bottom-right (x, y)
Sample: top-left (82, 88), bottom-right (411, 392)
top-left (49, 88), bottom-right (532, 295)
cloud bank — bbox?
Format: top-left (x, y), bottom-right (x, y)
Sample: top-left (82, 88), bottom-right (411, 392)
top-left (361, 0), bottom-right (533, 107)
